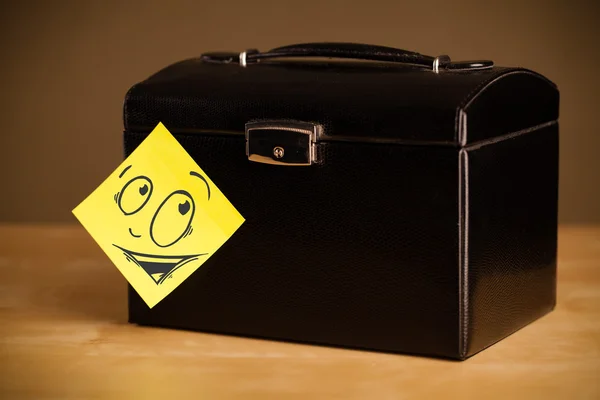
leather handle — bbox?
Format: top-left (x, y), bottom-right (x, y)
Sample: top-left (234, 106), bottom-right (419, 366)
top-left (201, 42), bottom-right (493, 72)
top-left (250, 42), bottom-right (436, 68)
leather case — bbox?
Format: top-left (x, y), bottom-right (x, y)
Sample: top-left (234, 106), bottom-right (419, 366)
top-left (123, 43), bottom-right (559, 359)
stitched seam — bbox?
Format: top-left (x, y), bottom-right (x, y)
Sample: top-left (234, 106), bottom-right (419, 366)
top-left (281, 49), bottom-right (425, 58)
top-left (459, 109), bottom-right (467, 147)
top-left (458, 149), bottom-right (469, 359)
top-left (125, 126), bottom-right (460, 147)
top-left (464, 120), bottom-right (557, 151)
top-left (458, 150), bottom-right (463, 357)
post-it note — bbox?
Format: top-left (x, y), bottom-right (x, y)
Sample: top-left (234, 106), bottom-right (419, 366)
top-left (73, 123), bottom-right (244, 308)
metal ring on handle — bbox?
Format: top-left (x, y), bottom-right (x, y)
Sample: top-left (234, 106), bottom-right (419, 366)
top-left (239, 51), bottom-right (248, 67)
top-left (433, 55), bottom-right (451, 73)
top-left (239, 49), bottom-right (259, 67)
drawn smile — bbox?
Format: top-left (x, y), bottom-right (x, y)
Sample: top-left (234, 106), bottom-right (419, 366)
top-left (113, 244), bottom-right (207, 285)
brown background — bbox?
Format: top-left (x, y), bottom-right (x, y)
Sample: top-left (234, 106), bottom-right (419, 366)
top-left (1, 0), bottom-right (598, 223)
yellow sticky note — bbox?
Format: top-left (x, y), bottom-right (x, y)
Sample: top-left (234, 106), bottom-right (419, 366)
top-left (73, 123), bottom-right (244, 308)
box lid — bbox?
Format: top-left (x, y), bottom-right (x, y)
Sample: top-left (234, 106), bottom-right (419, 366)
top-left (124, 53), bottom-right (558, 146)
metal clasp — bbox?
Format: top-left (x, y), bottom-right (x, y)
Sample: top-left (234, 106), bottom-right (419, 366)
top-left (245, 120), bottom-right (320, 166)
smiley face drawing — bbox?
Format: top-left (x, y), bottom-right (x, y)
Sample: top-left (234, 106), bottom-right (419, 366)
top-left (73, 123), bottom-right (245, 308)
top-left (113, 166), bottom-right (211, 285)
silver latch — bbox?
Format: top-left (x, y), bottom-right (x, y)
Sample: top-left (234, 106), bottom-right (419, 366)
top-left (245, 120), bottom-right (320, 166)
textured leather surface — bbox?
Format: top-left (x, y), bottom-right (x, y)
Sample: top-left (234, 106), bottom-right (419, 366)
top-left (124, 50), bottom-right (559, 359)
top-left (127, 133), bottom-right (463, 358)
top-left (124, 59), bottom-right (557, 145)
top-left (463, 124), bottom-right (558, 357)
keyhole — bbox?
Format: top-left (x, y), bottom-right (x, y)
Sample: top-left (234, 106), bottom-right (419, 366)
top-left (273, 146), bottom-right (285, 159)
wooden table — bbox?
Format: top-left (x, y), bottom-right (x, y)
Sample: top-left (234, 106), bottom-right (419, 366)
top-left (0, 225), bottom-right (598, 399)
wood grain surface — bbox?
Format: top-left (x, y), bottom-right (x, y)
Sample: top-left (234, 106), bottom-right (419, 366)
top-left (0, 225), bottom-right (598, 399)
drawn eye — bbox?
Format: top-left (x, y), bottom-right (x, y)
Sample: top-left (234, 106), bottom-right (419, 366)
top-left (118, 176), bottom-right (153, 215)
top-left (150, 190), bottom-right (195, 247)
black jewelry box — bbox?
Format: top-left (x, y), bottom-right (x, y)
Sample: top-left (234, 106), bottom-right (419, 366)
top-left (123, 43), bottom-right (559, 359)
